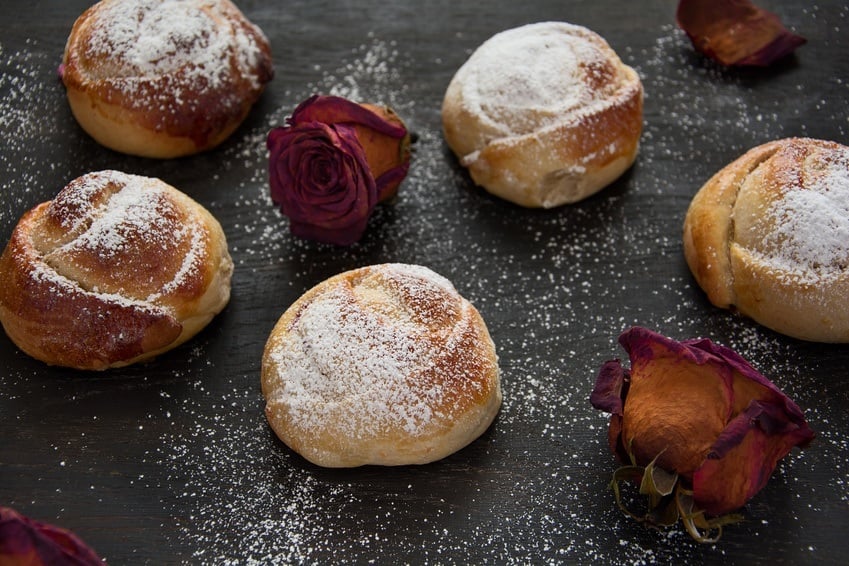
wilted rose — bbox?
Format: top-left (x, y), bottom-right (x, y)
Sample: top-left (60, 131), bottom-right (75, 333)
top-left (267, 95), bottom-right (411, 246)
top-left (590, 327), bottom-right (814, 541)
top-left (676, 0), bottom-right (806, 67)
top-left (0, 507), bottom-right (103, 565)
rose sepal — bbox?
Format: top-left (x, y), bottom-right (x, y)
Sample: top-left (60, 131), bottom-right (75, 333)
top-left (610, 450), bottom-right (744, 543)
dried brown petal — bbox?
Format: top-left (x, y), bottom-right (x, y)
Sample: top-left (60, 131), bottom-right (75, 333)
top-left (676, 0), bottom-right (806, 67)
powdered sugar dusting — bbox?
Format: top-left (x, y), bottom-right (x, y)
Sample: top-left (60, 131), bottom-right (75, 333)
top-left (27, 255), bottom-right (161, 314)
top-left (6, 170), bottom-right (214, 314)
top-left (757, 145), bottom-right (849, 283)
top-left (455, 22), bottom-right (629, 136)
top-left (145, 25), bottom-right (848, 562)
top-left (0, 41), bottom-right (72, 227)
top-left (80, 0), bottom-right (267, 91)
top-left (273, 291), bottom-right (432, 437)
top-left (0, 9), bottom-right (836, 564)
top-left (56, 172), bottom-right (178, 258)
top-left (267, 264), bottom-right (476, 443)
top-left (150, 224), bottom-right (206, 301)
top-left (43, 171), bottom-right (208, 301)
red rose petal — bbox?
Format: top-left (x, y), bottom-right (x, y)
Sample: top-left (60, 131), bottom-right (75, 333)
top-left (267, 121), bottom-right (377, 246)
top-left (374, 162), bottom-right (411, 202)
top-left (291, 95), bottom-right (408, 139)
top-left (693, 400), bottom-right (814, 515)
top-left (590, 360), bottom-right (628, 417)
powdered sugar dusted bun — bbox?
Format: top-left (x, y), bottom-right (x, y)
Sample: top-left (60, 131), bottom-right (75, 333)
top-left (60, 0), bottom-right (273, 158)
top-left (441, 22), bottom-right (643, 208)
top-left (0, 171), bottom-right (234, 369)
top-left (261, 263), bottom-right (502, 467)
top-left (683, 137), bottom-right (849, 342)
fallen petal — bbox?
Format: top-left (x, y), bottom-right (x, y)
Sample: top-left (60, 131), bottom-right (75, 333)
top-left (0, 507), bottom-right (102, 565)
top-left (676, 0), bottom-right (806, 67)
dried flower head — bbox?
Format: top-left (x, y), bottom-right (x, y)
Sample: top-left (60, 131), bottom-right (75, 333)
top-left (590, 327), bottom-right (814, 541)
top-left (267, 95), bottom-right (411, 245)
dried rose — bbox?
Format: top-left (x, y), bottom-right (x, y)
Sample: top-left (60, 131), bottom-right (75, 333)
top-left (267, 95), bottom-right (411, 246)
top-left (0, 507), bottom-right (103, 565)
top-left (590, 327), bottom-right (814, 541)
top-left (676, 0), bottom-right (806, 67)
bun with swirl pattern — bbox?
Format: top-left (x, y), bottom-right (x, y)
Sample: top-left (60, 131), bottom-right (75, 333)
top-left (0, 171), bottom-right (233, 369)
top-left (684, 137), bottom-right (849, 342)
top-left (442, 22), bottom-right (643, 208)
top-left (261, 263), bottom-right (502, 467)
top-left (60, 0), bottom-right (273, 158)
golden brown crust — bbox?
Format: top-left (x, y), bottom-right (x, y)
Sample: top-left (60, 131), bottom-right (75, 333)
top-left (60, 0), bottom-right (273, 158)
top-left (682, 141), bottom-right (778, 308)
top-left (683, 137), bottom-right (849, 342)
top-left (441, 22), bottom-right (643, 208)
top-left (261, 264), bottom-right (502, 467)
top-left (0, 171), bottom-right (234, 369)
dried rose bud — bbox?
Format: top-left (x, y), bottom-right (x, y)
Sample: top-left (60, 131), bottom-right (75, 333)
top-left (267, 95), bottom-right (411, 246)
top-left (289, 95), bottom-right (411, 201)
top-left (676, 0), bottom-right (806, 67)
top-left (0, 507), bottom-right (103, 565)
top-left (590, 327), bottom-right (814, 541)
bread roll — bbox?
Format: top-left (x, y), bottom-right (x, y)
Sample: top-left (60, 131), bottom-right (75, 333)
top-left (60, 0), bottom-right (273, 158)
top-left (261, 263), bottom-right (502, 467)
top-left (683, 137), bottom-right (849, 342)
top-left (0, 171), bottom-right (234, 369)
top-left (442, 21), bottom-right (643, 208)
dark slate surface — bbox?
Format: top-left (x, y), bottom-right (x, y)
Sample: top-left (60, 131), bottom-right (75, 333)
top-left (1, 0), bottom-right (847, 563)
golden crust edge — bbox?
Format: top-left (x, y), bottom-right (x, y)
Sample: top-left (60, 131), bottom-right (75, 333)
top-left (682, 140), bottom-right (785, 309)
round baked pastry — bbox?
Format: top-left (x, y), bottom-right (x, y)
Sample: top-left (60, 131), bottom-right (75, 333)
top-left (60, 0), bottom-right (273, 158)
top-left (0, 170), bottom-right (234, 369)
top-left (261, 263), bottom-right (502, 467)
top-left (683, 137), bottom-right (849, 343)
top-left (441, 21), bottom-right (643, 208)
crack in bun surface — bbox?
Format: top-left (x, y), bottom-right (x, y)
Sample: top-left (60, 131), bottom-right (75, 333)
top-left (0, 170), bottom-right (234, 369)
top-left (683, 137), bottom-right (849, 342)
